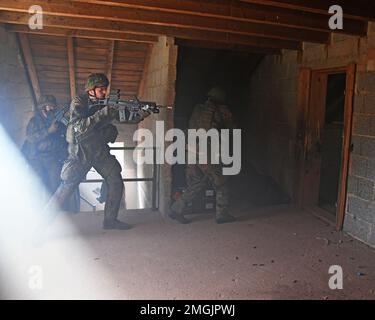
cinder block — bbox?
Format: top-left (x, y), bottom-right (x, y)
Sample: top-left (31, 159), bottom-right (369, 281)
top-left (353, 114), bottom-right (371, 135)
top-left (353, 94), bottom-right (365, 113)
top-left (367, 159), bottom-right (375, 180)
top-left (350, 135), bottom-right (362, 155)
top-left (357, 177), bottom-right (375, 201)
top-left (347, 196), bottom-right (375, 223)
top-left (350, 154), bottom-right (368, 177)
top-left (328, 38), bottom-right (359, 59)
top-left (357, 72), bottom-right (375, 92)
top-left (360, 136), bottom-right (375, 157)
top-left (344, 213), bottom-right (372, 243)
top-left (364, 94), bottom-right (375, 114)
top-left (347, 175), bottom-right (359, 194)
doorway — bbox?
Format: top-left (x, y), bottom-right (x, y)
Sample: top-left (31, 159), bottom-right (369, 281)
top-left (318, 73), bottom-right (346, 214)
top-left (297, 65), bottom-right (356, 230)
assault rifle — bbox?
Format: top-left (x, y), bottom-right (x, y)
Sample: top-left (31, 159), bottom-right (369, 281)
top-left (92, 90), bottom-right (161, 124)
top-left (45, 104), bottom-right (70, 127)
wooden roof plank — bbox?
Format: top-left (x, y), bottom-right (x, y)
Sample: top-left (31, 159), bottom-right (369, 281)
top-left (5, 24), bottom-right (159, 43)
top-left (18, 33), bottom-right (42, 101)
top-left (1, 12), bottom-right (302, 50)
top-left (73, 0), bottom-right (368, 34)
top-left (0, 0), bottom-right (331, 42)
top-left (240, 0), bottom-right (375, 21)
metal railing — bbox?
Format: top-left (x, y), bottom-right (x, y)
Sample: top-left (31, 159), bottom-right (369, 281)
top-left (80, 146), bottom-right (158, 211)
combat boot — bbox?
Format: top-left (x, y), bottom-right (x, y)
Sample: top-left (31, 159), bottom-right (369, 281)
top-left (169, 211), bottom-right (190, 224)
top-left (216, 213), bottom-right (236, 224)
top-left (170, 200), bottom-right (190, 224)
top-left (103, 219), bottom-right (132, 230)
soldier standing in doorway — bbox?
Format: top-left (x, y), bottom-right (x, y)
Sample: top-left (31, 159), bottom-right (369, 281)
top-left (170, 87), bottom-right (237, 224)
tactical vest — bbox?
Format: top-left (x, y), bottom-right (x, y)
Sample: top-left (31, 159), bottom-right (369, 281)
top-left (189, 101), bottom-right (218, 131)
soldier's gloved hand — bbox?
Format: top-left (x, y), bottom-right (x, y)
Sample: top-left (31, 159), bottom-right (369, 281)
top-left (139, 109), bottom-right (152, 120)
top-left (47, 120), bottom-right (59, 134)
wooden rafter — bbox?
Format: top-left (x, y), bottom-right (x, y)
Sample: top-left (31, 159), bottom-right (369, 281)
top-left (0, 11), bottom-right (302, 50)
top-left (72, 0), bottom-right (368, 35)
top-left (137, 43), bottom-right (152, 98)
top-left (0, 0), bottom-right (334, 43)
top-left (240, 0), bottom-right (375, 21)
top-left (18, 33), bottom-right (41, 101)
top-left (175, 39), bottom-right (281, 54)
top-left (106, 40), bottom-right (115, 94)
top-left (67, 37), bottom-right (76, 99)
top-left (0, 0), bottom-right (329, 43)
top-left (5, 24), bottom-right (158, 43)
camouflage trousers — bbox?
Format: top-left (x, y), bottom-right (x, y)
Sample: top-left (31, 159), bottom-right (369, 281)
top-left (171, 164), bottom-right (229, 217)
top-left (29, 156), bottom-right (62, 196)
top-left (44, 148), bottom-right (123, 224)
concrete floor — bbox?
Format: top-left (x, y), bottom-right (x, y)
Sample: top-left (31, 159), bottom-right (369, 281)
top-left (2, 205), bottom-right (375, 300)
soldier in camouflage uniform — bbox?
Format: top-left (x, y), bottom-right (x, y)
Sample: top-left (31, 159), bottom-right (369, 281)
top-left (44, 73), bottom-right (148, 230)
top-left (170, 87), bottom-right (237, 224)
top-left (23, 95), bottom-right (68, 197)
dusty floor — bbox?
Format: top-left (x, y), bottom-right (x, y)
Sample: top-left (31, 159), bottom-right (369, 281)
top-left (1, 205), bottom-right (375, 300)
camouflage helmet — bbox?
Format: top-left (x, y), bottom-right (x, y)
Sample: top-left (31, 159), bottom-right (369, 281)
top-left (37, 95), bottom-right (57, 110)
top-left (85, 73), bottom-right (109, 91)
top-left (207, 86), bottom-right (227, 104)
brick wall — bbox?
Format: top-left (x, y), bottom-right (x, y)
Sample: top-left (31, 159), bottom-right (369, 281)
top-left (138, 36), bottom-right (178, 215)
top-left (0, 26), bottom-right (34, 146)
top-left (247, 23), bottom-right (375, 247)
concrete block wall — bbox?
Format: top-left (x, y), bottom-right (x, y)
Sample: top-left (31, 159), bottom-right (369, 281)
top-left (138, 36), bottom-right (178, 216)
top-left (246, 52), bottom-right (299, 198)
top-left (0, 26), bottom-right (34, 146)
top-left (247, 23), bottom-right (375, 247)
top-left (344, 24), bottom-right (375, 246)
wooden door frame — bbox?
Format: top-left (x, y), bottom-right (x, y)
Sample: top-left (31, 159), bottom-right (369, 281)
top-left (295, 64), bottom-right (356, 231)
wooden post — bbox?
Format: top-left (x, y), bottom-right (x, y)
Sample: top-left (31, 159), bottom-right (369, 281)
top-left (336, 63), bottom-right (357, 231)
top-left (67, 37), bottom-right (76, 99)
top-left (294, 68), bottom-right (311, 207)
top-left (106, 40), bottom-right (115, 94)
top-left (18, 33), bottom-right (41, 103)
top-left (138, 44), bottom-right (152, 99)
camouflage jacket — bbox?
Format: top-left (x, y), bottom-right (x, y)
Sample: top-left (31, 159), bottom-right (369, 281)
top-left (188, 100), bottom-right (235, 131)
top-left (187, 100), bottom-right (236, 162)
top-left (23, 112), bottom-right (67, 160)
top-left (66, 93), bottom-right (118, 159)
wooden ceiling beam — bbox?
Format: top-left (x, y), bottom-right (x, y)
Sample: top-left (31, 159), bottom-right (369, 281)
top-left (5, 24), bottom-right (159, 43)
top-left (18, 33), bottom-right (42, 101)
top-left (240, 0), bottom-right (375, 21)
top-left (0, 12), bottom-right (302, 50)
top-left (72, 0), bottom-right (368, 35)
top-left (67, 37), bottom-right (76, 99)
top-left (106, 40), bottom-right (115, 94)
top-left (138, 44), bottom-right (152, 98)
top-left (175, 39), bottom-right (281, 55)
top-left (0, 0), bottom-right (330, 43)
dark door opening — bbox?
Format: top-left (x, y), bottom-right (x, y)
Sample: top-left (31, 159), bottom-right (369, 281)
top-left (298, 64), bottom-right (356, 229)
top-left (318, 73), bottom-right (346, 215)
top-left (173, 45), bottom-right (291, 213)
